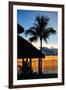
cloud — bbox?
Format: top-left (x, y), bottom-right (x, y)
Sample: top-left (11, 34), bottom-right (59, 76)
top-left (31, 39), bottom-right (58, 49)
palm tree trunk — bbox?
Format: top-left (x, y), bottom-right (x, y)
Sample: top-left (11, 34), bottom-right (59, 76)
top-left (40, 37), bottom-right (42, 52)
top-left (38, 37), bottom-right (42, 74)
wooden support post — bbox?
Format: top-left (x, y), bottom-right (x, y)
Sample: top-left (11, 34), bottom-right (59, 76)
top-left (22, 58), bottom-right (24, 67)
top-left (30, 58), bottom-right (32, 69)
top-left (38, 58), bottom-right (40, 74)
top-left (40, 58), bottom-right (42, 74)
top-left (38, 58), bottom-right (42, 74)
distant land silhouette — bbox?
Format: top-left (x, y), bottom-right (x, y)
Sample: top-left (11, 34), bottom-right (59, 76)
top-left (42, 47), bottom-right (58, 55)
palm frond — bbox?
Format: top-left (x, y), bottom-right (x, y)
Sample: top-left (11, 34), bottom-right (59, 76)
top-left (46, 27), bottom-right (56, 36)
top-left (41, 16), bottom-right (49, 27)
top-left (33, 23), bottom-right (41, 35)
top-left (44, 37), bottom-right (47, 43)
top-left (35, 16), bottom-right (49, 28)
top-left (42, 33), bottom-right (48, 43)
top-left (41, 27), bottom-right (56, 43)
top-left (34, 23), bottom-right (40, 30)
top-left (35, 16), bottom-right (41, 26)
top-left (28, 36), bottom-right (37, 42)
top-left (25, 29), bottom-right (37, 36)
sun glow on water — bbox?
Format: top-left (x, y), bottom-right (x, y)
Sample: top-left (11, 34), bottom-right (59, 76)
top-left (17, 55), bottom-right (58, 74)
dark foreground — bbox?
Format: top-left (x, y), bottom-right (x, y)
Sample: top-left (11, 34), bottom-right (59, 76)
top-left (17, 73), bottom-right (58, 80)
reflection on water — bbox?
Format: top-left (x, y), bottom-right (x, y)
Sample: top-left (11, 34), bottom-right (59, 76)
top-left (17, 56), bottom-right (58, 74)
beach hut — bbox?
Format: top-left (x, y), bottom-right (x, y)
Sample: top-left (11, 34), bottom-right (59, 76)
top-left (17, 36), bottom-right (45, 74)
top-left (17, 24), bottom-right (45, 74)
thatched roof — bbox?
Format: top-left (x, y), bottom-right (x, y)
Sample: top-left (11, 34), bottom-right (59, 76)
top-left (17, 24), bottom-right (24, 34)
top-left (17, 36), bottom-right (45, 58)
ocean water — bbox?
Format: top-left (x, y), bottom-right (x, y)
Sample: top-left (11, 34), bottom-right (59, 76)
top-left (17, 56), bottom-right (58, 74)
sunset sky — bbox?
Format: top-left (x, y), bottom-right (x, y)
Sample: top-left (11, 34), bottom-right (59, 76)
top-left (17, 10), bottom-right (58, 49)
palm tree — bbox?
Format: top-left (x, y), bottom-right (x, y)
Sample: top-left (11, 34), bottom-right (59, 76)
top-left (25, 16), bottom-right (56, 74)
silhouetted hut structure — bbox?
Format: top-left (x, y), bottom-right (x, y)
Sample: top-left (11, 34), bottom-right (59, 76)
top-left (17, 36), bottom-right (45, 73)
top-left (17, 24), bottom-right (45, 74)
top-left (17, 24), bottom-right (24, 33)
